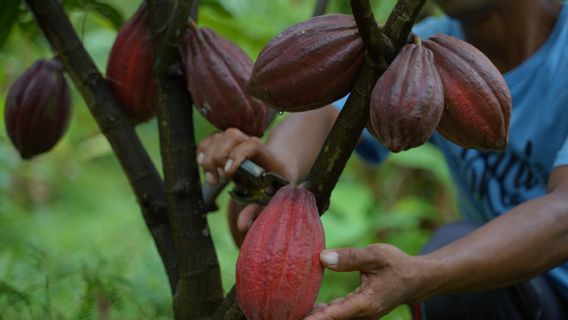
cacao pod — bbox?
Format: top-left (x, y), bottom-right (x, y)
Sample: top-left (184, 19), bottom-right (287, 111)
top-left (183, 21), bottom-right (272, 137)
top-left (106, 1), bottom-right (155, 123)
top-left (423, 34), bottom-right (512, 150)
top-left (247, 14), bottom-right (365, 112)
top-left (369, 42), bottom-right (444, 152)
top-left (236, 185), bottom-right (325, 320)
top-left (4, 59), bottom-right (71, 159)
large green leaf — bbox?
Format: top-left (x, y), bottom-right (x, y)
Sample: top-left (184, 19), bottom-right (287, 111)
top-left (62, 0), bottom-right (124, 30)
top-left (0, 0), bottom-right (23, 48)
top-left (89, 0), bottom-right (124, 30)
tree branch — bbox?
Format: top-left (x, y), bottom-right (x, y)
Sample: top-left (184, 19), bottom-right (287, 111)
top-left (148, 0), bottom-right (223, 318)
top-left (384, 0), bottom-right (426, 51)
top-left (349, 0), bottom-right (393, 61)
top-left (304, 0), bottom-right (426, 213)
top-left (24, 0), bottom-right (179, 292)
top-left (312, 0), bottom-right (329, 17)
top-left (209, 286), bottom-right (246, 320)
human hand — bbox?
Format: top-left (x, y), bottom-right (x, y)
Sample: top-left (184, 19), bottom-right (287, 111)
top-left (198, 127), bottom-right (285, 246)
top-left (196, 127), bottom-right (287, 186)
top-left (306, 244), bottom-right (425, 320)
top-left (227, 198), bottom-right (263, 247)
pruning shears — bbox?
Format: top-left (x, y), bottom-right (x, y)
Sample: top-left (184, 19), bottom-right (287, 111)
top-left (230, 160), bottom-right (289, 205)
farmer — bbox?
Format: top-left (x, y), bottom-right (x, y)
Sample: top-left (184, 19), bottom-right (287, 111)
top-left (197, 0), bottom-right (568, 318)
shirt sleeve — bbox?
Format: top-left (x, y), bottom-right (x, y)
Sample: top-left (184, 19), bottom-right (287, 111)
top-left (331, 95), bottom-right (389, 166)
top-left (553, 135), bottom-right (568, 168)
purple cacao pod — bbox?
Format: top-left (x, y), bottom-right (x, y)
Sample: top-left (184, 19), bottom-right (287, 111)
top-left (4, 59), bottom-right (71, 159)
top-left (106, 1), bottom-right (156, 123)
top-left (369, 43), bottom-right (444, 152)
top-left (183, 22), bottom-right (272, 137)
top-left (423, 35), bottom-right (512, 151)
top-left (247, 14), bottom-right (365, 112)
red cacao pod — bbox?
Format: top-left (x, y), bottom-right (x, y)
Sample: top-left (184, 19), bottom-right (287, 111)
top-left (106, 1), bottom-right (155, 123)
top-left (370, 43), bottom-right (444, 152)
top-left (423, 35), bottom-right (512, 150)
top-left (183, 22), bottom-right (272, 137)
top-left (236, 185), bottom-right (325, 320)
top-left (4, 59), bottom-right (71, 159)
top-left (247, 14), bottom-right (365, 112)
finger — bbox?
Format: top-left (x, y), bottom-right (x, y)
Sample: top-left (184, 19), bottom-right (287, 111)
top-left (237, 204), bottom-right (263, 232)
top-left (196, 133), bottom-right (215, 165)
top-left (200, 133), bottom-right (223, 183)
top-left (320, 247), bottom-right (380, 273)
top-left (212, 128), bottom-right (249, 178)
top-left (304, 293), bottom-right (373, 320)
top-left (204, 171), bottom-right (218, 186)
top-left (227, 198), bottom-right (246, 247)
top-left (310, 304), bottom-right (328, 314)
top-left (226, 137), bottom-right (266, 176)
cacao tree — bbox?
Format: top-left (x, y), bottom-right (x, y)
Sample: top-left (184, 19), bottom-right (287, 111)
top-left (1, 0), bottom-right (511, 318)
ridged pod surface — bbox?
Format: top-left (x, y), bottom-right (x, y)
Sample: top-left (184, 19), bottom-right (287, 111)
top-left (424, 34), bottom-right (512, 150)
top-left (247, 14), bottom-right (365, 112)
top-left (236, 186), bottom-right (325, 320)
top-left (370, 43), bottom-right (444, 152)
top-left (4, 59), bottom-right (71, 159)
top-left (184, 22), bottom-right (272, 137)
top-left (106, 1), bottom-right (155, 123)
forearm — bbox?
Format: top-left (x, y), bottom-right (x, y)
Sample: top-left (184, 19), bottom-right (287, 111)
top-left (265, 106), bottom-right (338, 184)
top-left (414, 191), bottom-right (568, 302)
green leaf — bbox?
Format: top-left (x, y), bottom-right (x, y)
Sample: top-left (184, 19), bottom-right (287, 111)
top-left (0, 0), bottom-right (23, 48)
top-left (0, 280), bottom-right (31, 307)
top-left (90, 1), bottom-right (124, 30)
top-left (61, 0), bottom-right (124, 30)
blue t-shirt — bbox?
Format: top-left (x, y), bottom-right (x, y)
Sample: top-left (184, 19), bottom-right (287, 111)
top-left (334, 4), bottom-right (568, 299)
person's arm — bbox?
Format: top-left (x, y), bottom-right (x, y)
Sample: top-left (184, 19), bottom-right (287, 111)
top-left (197, 105), bottom-right (337, 185)
top-left (306, 166), bottom-right (568, 319)
top-left (417, 165), bottom-right (568, 296)
top-left (198, 106), bottom-right (337, 245)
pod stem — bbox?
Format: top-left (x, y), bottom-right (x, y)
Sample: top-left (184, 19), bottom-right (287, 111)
top-left (187, 18), bottom-right (199, 33)
top-left (409, 32), bottom-right (422, 46)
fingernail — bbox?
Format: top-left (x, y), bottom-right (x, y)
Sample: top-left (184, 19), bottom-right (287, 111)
top-left (224, 159), bottom-right (233, 172)
top-left (217, 167), bottom-right (226, 180)
top-left (246, 218), bottom-right (254, 230)
top-left (205, 172), bottom-right (216, 185)
top-left (321, 251), bottom-right (338, 266)
top-left (197, 152), bottom-right (205, 165)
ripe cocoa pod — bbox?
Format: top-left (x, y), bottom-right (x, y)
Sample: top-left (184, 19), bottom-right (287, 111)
top-left (236, 185), bottom-right (325, 320)
top-left (247, 14), bottom-right (365, 112)
top-left (4, 59), bottom-right (71, 159)
top-left (423, 35), bottom-right (512, 150)
top-left (183, 22), bottom-right (272, 137)
top-left (106, 1), bottom-right (155, 123)
top-left (370, 43), bottom-right (444, 152)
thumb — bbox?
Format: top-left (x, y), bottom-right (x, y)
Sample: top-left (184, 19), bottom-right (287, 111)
top-left (320, 247), bottom-right (380, 273)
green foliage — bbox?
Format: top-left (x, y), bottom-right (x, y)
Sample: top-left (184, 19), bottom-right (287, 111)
top-left (0, 0), bottom-right (22, 49)
top-left (0, 0), bottom-right (454, 318)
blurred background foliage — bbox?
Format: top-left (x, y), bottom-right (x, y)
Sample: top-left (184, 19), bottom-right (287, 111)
top-left (0, 0), bottom-right (455, 319)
